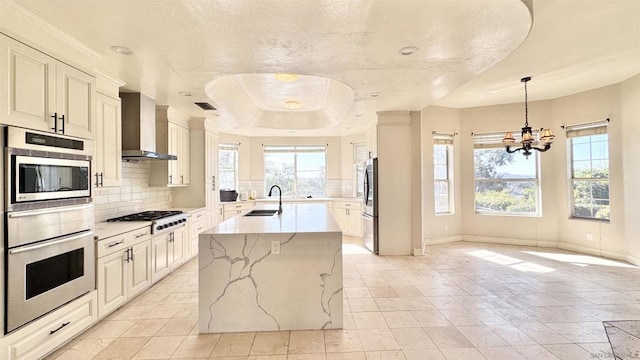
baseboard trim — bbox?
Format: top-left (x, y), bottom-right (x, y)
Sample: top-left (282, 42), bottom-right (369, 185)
top-left (461, 235), bottom-right (558, 248)
top-left (419, 235), bottom-right (638, 266)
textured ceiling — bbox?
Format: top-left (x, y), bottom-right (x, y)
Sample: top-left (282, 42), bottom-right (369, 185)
top-left (12, 1), bottom-right (640, 136)
top-left (12, 0), bottom-right (532, 136)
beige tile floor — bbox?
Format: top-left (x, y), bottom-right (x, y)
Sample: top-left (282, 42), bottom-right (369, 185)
top-left (45, 240), bottom-right (640, 360)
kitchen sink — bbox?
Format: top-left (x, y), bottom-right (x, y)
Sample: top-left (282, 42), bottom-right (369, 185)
top-left (244, 209), bottom-right (278, 217)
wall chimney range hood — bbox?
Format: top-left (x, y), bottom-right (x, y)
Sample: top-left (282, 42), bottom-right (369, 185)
top-left (120, 92), bottom-right (177, 161)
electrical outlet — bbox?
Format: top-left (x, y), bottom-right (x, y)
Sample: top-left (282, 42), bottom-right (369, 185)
top-left (444, 224), bottom-right (449, 232)
top-left (586, 233), bottom-right (593, 241)
top-left (271, 241), bottom-right (280, 255)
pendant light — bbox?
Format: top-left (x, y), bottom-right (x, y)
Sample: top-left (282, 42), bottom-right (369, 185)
top-left (502, 77), bottom-right (555, 158)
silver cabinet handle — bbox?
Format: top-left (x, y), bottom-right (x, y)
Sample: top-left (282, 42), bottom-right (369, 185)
top-left (10, 230), bottom-right (93, 254)
top-left (135, 233), bottom-right (147, 238)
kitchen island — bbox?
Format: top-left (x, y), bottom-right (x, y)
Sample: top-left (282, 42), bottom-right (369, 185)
top-left (198, 203), bottom-right (343, 333)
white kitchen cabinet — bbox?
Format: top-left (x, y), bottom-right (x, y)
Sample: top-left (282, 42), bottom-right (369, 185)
top-left (333, 200), bottom-right (362, 237)
top-left (366, 126), bottom-right (378, 159)
top-left (0, 35), bottom-right (95, 138)
top-left (151, 226), bottom-right (186, 283)
top-left (222, 202), bottom-right (255, 221)
top-left (205, 131), bottom-right (218, 228)
top-left (0, 291), bottom-right (97, 360)
top-left (96, 227), bottom-right (151, 319)
top-left (94, 93), bottom-right (121, 187)
top-left (187, 209), bottom-right (206, 260)
top-left (151, 115), bottom-right (190, 186)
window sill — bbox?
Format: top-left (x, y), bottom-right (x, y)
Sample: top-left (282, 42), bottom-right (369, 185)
top-left (569, 216), bottom-right (610, 223)
top-left (475, 212), bottom-right (541, 218)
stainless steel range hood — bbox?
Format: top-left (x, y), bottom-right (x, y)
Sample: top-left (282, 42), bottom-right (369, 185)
top-left (120, 92), bottom-right (177, 161)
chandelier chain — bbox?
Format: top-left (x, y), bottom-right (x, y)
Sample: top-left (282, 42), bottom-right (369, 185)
top-left (523, 78), bottom-right (529, 128)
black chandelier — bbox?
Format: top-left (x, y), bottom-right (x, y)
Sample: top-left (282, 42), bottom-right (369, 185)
top-left (502, 77), bottom-right (555, 158)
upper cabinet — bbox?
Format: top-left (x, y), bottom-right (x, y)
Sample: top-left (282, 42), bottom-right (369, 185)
top-left (0, 35), bottom-right (96, 139)
top-left (366, 125), bottom-right (378, 159)
top-left (94, 74), bottom-right (125, 188)
top-left (94, 93), bottom-right (122, 187)
top-left (151, 107), bottom-right (190, 187)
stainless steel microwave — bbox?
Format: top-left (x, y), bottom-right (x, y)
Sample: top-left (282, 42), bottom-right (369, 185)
top-left (5, 127), bottom-right (93, 211)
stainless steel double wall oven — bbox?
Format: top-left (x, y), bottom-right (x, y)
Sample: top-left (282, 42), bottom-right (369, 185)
top-left (4, 126), bottom-right (95, 333)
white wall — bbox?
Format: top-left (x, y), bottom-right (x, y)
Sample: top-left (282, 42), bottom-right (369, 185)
top-left (420, 76), bottom-right (640, 264)
top-left (419, 106), bottom-right (463, 247)
top-left (621, 74), bottom-right (640, 261)
top-left (459, 101), bottom-right (559, 247)
top-left (551, 84), bottom-right (624, 257)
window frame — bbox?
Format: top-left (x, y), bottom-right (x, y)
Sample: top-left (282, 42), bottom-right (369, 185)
top-left (263, 145), bottom-right (327, 198)
top-left (566, 122), bottom-right (610, 221)
top-left (218, 143), bottom-right (238, 190)
top-left (433, 133), bottom-right (454, 215)
top-left (473, 132), bottom-right (541, 217)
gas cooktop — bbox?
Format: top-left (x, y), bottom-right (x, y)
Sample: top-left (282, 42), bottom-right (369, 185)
top-left (107, 210), bottom-right (188, 234)
top-left (107, 210), bottom-right (183, 222)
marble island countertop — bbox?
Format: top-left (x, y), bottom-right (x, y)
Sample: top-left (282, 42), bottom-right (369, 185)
top-left (206, 203), bottom-right (341, 235)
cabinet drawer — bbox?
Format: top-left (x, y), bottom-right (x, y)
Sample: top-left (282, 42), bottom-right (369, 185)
top-left (128, 227), bottom-right (151, 246)
top-left (96, 234), bottom-right (127, 258)
top-left (191, 210), bottom-right (206, 222)
top-left (191, 219), bottom-right (206, 239)
top-left (4, 291), bottom-right (97, 360)
top-left (334, 201), bottom-right (362, 210)
top-left (223, 202), bottom-right (254, 211)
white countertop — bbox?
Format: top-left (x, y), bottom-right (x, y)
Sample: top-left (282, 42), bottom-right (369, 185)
top-left (94, 221), bottom-right (151, 240)
top-left (220, 197), bottom-right (360, 204)
top-left (206, 203), bottom-right (342, 235)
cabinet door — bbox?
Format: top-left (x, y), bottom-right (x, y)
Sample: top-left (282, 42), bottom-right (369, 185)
top-left (57, 62), bottom-right (95, 139)
top-left (97, 250), bottom-right (127, 319)
top-left (95, 93), bottom-right (122, 187)
top-left (128, 241), bottom-right (152, 298)
top-left (180, 126), bottom-right (190, 184)
top-left (170, 227), bottom-right (186, 269)
top-left (333, 208), bottom-right (349, 233)
top-left (205, 131), bottom-right (216, 185)
top-left (0, 36), bottom-right (56, 130)
top-left (348, 208), bottom-right (363, 237)
top-left (151, 235), bottom-right (170, 283)
top-left (167, 123), bottom-right (181, 185)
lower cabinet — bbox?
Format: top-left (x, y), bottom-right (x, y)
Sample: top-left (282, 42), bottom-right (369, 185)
top-left (187, 209), bottom-right (206, 260)
top-left (0, 291), bottom-right (97, 360)
top-left (96, 227), bottom-right (152, 319)
top-left (333, 201), bottom-right (363, 237)
top-left (151, 226), bottom-right (186, 284)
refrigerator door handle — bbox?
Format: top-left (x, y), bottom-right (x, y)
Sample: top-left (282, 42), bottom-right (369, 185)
top-left (363, 167), bottom-right (369, 206)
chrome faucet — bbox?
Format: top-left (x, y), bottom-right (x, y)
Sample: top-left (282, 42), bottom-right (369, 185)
top-left (268, 185), bottom-right (283, 214)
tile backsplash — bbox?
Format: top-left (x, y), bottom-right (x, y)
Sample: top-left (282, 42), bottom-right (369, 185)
top-left (94, 161), bottom-right (173, 222)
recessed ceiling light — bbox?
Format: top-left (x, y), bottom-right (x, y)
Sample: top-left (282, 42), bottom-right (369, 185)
top-left (178, 91), bottom-right (192, 97)
top-left (110, 46), bottom-right (133, 55)
top-left (274, 73), bottom-right (299, 82)
top-left (367, 92), bottom-right (380, 99)
top-left (399, 46), bottom-right (419, 56)
top-left (284, 100), bottom-right (302, 109)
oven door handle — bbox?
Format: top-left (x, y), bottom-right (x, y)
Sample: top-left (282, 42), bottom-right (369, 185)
top-left (9, 230), bottom-right (94, 255)
top-left (7, 204), bottom-right (94, 218)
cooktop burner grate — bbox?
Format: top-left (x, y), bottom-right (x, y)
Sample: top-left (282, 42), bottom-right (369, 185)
top-left (107, 210), bottom-right (183, 222)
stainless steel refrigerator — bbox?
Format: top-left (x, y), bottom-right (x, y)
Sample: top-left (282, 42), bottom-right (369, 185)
top-left (363, 158), bottom-right (378, 254)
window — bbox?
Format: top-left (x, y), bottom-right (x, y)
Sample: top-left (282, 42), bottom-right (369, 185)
top-left (567, 122), bottom-right (609, 220)
top-left (263, 145), bottom-right (326, 197)
top-left (353, 143), bottom-right (368, 197)
top-left (473, 132), bottom-right (540, 216)
top-left (434, 133), bottom-right (454, 214)
top-left (218, 143), bottom-right (238, 190)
